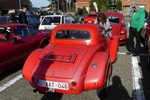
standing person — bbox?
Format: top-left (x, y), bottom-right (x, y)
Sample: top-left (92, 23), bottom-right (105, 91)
top-left (126, 1), bottom-right (145, 56)
top-left (7, 8), bottom-right (16, 23)
top-left (94, 13), bottom-right (111, 36)
top-left (19, 7), bottom-right (28, 24)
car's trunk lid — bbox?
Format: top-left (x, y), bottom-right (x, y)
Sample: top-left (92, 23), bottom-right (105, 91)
top-left (35, 45), bottom-right (88, 79)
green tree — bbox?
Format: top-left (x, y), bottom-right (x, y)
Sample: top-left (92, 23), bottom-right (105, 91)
top-left (89, 0), bottom-right (110, 13)
top-left (89, 0), bottom-right (100, 12)
top-left (82, 6), bottom-right (88, 15)
top-left (99, 0), bottom-right (110, 13)
top-left (21, 0), bottom-right (33, 8)
top-left (116, 0), bottom-right (122, 11)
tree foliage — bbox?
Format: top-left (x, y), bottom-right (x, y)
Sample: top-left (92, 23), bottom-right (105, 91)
top-left (89, 0), bottom-right (110, 13)
top-left (89, 0), bottom-right (100, 12)
top-left (21, 0), bottom-right (33, 8)
top-left (82, 6), bottom-right (88, 14)
top-left (116, 0), bottom-right (122, 11)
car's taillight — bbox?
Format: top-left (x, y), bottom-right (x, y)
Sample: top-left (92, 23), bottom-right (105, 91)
top-left (71, 81), bottom-right (77, 92)
top-left (71, 81), bottom-right (77, 87)
top-left (120, 31), bottom-right (124, 35)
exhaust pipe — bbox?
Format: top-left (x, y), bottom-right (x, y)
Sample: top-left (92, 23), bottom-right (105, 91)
top-left (33, 89), bottom-right (38, 93)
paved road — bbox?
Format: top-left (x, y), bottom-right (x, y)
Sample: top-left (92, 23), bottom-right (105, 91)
top-left (0, 18), bottom-right (150, 100)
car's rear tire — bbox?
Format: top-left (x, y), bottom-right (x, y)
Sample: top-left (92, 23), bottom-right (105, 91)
top-left (41, 40), bottom-right (49, 48)
top-left (97, 75), bottom-right (110, 99)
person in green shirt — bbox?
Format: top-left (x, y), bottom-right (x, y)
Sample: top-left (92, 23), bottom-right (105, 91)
top-left (126, 1), bottom-right (145, 56)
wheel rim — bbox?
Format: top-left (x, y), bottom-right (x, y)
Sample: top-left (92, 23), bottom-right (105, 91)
top-left (41, 41), bottom-right (49, 48)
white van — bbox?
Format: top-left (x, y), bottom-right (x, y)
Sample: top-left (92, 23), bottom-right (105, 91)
top-left (38, 14), bottom-right (77, 31)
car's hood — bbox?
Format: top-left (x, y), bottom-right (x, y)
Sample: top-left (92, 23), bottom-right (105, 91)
top-left (34, 44), bottom-right (89, 78)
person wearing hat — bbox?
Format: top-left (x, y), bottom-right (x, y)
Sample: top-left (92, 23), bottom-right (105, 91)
top-left (126, 1), bottom-right (146, 56)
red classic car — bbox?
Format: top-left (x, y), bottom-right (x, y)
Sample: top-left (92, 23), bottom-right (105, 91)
top-left (0, 23), bottom-right (50, 73)
top-left (83, 13), bottom-right (98, 23)
top-left (104, 12), bottom-right (127, 45)
top-left (22, 24), bottom-right (119, 99)
top-left (146, 21), bottom-right (150, 67)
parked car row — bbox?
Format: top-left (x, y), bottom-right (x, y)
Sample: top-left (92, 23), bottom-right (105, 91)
top-left (0, 13), bottom-right (79, 73)
top-left (0, 11), bottom-right (127, 73)
top-left (0, 13), bottom-right (40, 28)
top-left (0, 11), bottom-right (130, 99)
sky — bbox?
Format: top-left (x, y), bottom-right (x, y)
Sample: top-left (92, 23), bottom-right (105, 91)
top-left (30, 0), bottom-right (51, 8)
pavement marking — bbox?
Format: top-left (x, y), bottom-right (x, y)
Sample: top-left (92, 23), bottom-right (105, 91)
top-left (117, 52), bottom-right (126, 55)
top-left (0, 74), bottom-right (22, 92)
top-left (131, 57), bottom-right (145, 100)
top-left (118, 52), bottom-right (146, 100)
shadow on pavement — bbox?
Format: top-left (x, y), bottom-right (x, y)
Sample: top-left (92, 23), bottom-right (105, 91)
top-left (41, 92), bottom-right (63, 100)
top-left (106, 75), bottom-right (132, 100)
top-left (0, 64), bottom-right (23, 81)
top-left (138, 47), bottom-right (150, 100)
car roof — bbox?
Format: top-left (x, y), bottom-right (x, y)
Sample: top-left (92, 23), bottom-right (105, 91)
top-left (104, 12), bottom-right (124, 19)
top-left (51, 23), bottom-right (103, 45)
top-left (44, 15), bottom-right (65, 17)
top-left (0, 23), bottom-right (30, 27)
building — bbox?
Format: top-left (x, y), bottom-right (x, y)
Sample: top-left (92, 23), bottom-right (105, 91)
top-left (0, 0), bottom-right (20, 10)
top-left (122, 0), bottom-right (150, 15)
top-left (0, 0), bottom-right (30, 15)
top-left (75, 0), bottom-right (90, 11)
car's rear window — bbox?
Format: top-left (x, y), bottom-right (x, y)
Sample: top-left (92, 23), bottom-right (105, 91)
top-left (0, 26), bottom-right (11, 41)
top-left (41, 16), bottom-right (61, 25)
top-left (108, 16), bottom-right (119, 24)
top-left (87, 14), bottom-right (97, 17)
top-left (55, 30), bottom-right (90, 40)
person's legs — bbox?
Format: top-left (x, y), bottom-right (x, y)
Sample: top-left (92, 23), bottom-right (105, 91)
top-left (126, 27), bottom-right (136, 55)
top-left (133, 28), bottom-right (142, 56)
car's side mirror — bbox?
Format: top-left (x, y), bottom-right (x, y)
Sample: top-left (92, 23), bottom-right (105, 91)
top-left (12, 37), bottom-right (17, 44)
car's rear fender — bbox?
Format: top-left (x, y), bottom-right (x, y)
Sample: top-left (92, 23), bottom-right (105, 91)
top-left (84, 52), bottom-right (111, 90)
top-left (22, 49), bottom-right (43, 82)
top-left (108, 35), bottom-right (119, 62)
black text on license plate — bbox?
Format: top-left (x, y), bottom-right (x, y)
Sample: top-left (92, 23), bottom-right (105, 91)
top-left (37, 80), bottom-right (69, 90)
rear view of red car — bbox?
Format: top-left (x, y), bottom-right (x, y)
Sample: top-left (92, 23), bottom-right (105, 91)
top-left (84, 14), bottom-right (98, 23)
top-left (22, 23), bottom-right (119, 99)
top-left (104, 12), bottom-right (127, 45)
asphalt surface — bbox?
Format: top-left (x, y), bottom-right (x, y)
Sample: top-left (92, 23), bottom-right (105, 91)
top-left (0, 18), bottom-right (150, 100)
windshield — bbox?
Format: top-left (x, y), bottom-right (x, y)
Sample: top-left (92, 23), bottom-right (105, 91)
top-left (0, 16), bottom-right (7, 23)
top-left (108, 16), bottom-right (119, 24)
top-left (27, 14), bottom-right (39, 23)
top-left (0, 26), bottom-right (11, 42)
top-left (41, 16), bottom-right (61, 25)
top-left (87, 14), bottom-right (97, 17)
